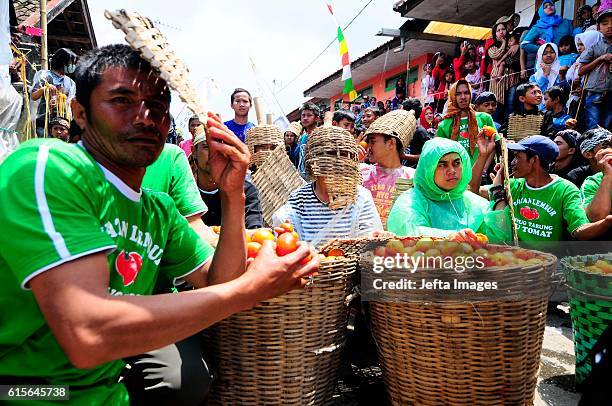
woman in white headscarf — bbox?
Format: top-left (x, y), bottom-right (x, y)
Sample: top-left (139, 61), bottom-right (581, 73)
top-left (529, 42), bottom-right (568, 109)
top-left (566, 31), bottom-right (602, 114)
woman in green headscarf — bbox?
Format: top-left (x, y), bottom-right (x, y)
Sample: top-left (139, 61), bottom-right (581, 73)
top-left (387, 137), bottom-right (512, 243)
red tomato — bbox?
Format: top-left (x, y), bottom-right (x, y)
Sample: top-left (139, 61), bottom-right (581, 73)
top-left (247, 242), bottom-right (262, 259)
top-left (276, 232), bottom-right (299, 256)
top-left (251, 229), bottom-right (275, 245)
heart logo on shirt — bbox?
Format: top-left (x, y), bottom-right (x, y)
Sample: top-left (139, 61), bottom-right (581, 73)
top-left (519, 206), bottom-right (540, 221)
top-left (460, 131), bottom-right (470, 139)
top-left (115, 250), bottom-right (143, 286)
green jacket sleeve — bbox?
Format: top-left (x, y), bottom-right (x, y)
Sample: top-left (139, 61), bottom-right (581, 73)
top-left (387, 190), bottom-right (454, 238)
top-left (476, 205), bottom-right (513, 244)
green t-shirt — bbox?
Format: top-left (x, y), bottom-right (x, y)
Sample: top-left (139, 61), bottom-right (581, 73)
top-left (142, 143), bottom-right (207, 217)
top-left (0, 139), bottom-right (214, 405)
top-left (510, 176), bottom-right (589, 242)
top-left (436, 112), bottom-right (498, 164)
top-left (581, 172), bottom-right (610, 208)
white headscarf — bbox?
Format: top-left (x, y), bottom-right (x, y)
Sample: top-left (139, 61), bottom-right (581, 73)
top-left (535, 42), bottom-right (560, 88)
top-left (567, 31), bottom-right (602, 81)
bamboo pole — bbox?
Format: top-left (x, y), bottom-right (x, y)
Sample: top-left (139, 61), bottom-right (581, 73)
top-left (40, 0), bottom-right (48, 70)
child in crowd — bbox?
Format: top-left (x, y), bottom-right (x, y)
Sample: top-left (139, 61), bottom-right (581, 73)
top-left (578, 5), bottom-right (612, 130)
top-left (464, 58), bottom-right (482, 98)
top-left (543, 86), bottom-right (573, 137)
top-left (558, 35), bottom-right (579, 69)
top-left (474, 92), bottom-right (502, 131)
top-left (432, 52), bottom-right (450, 113)
top-left (566, 31), bottom-right (603, 118)
top-left (420, 63), bottom-right (435, 106)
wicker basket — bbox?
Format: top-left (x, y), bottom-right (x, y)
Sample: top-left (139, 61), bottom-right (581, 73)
top-left (365, 109), bottom-right (417, 150)
top-left (361, 243), bottom-right (557, 405)
top-left (561, 254), bottom-right (612, 386)
top-left (251, 145), bottom-right (305, 226)
top-left (506, 114), bottom-right (544, 142)
top-left (245, 124), bottom-right (284, 168)
top-left (205, 256), bottom-right (357, 405)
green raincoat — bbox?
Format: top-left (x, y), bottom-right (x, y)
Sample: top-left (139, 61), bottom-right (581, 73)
top-left (387, 138), bottom-right (512, 243)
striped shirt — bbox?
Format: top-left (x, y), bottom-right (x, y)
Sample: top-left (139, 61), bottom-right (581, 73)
top-left (273, 183), bottom-right (383, 248)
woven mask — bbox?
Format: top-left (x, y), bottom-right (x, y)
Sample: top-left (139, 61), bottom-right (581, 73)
top-left (245, 124), bottom-right (284, 168)
top-left (305, 126), bottom-right (362, 210)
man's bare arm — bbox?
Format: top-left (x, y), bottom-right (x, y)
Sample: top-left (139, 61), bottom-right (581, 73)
top-left (30, 242), bottom-right (318, 370)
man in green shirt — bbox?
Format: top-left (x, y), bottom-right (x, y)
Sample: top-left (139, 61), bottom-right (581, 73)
top-left (582, 146), bottom-right (612, 224)
top-left (436, 79), bottom-right (499, 192)
top-left (504, 135), bottom-right (612, 243)
top-left (0, 44), bottom-right (318, 405)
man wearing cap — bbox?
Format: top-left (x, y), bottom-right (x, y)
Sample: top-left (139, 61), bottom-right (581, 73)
top-left (361, 109), bottom-right (417, 226)
top-left (582, 147), bottom-right (612, 242)
top-left (503, 135), bottom-right (612, 242)
top-left (578, 2), bottom-right (612, 130)
top-left (192, 130), bottom-right (263, 229)
top-left (551, 130), bottom-right (582, 180)
top-left (49, 116), bottom-right (70, 142)
top-left (567, 128), bottom-right (612, 186)
top-left (284, 121), bottom-right (302, 167)
top-left (473, 92), bottom-right (501, 131)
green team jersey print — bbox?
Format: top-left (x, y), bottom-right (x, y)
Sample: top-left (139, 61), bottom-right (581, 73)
top-left (142, 143), bottom-right (207, 217)
top-left (0, 139), bottom-right (214, 405)
top-left (436, 112), bottom-right (498, 164)
top-left (510, 176), bottom-right (589, 242)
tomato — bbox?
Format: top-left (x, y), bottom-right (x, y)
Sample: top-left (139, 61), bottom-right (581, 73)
top-left (251, 229), bottom-right (275, 245)
top-left (247, 242), bottom-right (262, 258)
top-left (300, 253), bottom-right (312, 265)
top-left (327, 248), bottom-right (344, 257)
top-left (481, 125), bottom-right (496, 138)
top-left (245, 232), bottom-right (251, 243)
top-left (276, 232), bottom-right (299, 256)
top-left (359, 141), bottom-right (368, 149)
top-left (211, 226), bottom-right (221, 234)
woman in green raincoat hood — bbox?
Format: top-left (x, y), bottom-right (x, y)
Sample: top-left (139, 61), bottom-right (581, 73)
top-left (387, 137), bottom-right (512, 243)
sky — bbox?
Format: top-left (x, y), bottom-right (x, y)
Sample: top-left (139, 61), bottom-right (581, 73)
top-left (88, 0), bottom-right (405, 135)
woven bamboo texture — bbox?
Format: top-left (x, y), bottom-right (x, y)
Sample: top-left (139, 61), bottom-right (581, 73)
top-left (561, 254), bottom-right (612, 385)
top-left (104, 10), bottom-right (208, 121)
top-left (286, 121), bottom-right (303, 136)
top-left (205, 257), bottom-right (357, 405)
top-left (506, 114), bottom-right (544, 141)
top-left (245, 124), bottom-right (284, 168)
top-left (252, 145), bottom-right (305, 226)
top-left (365, 109), bottom-right (417, 149)
top-left (390, 178), bottom-right (413, 207)
top-left (362, 244), bottom-right (556, 405)
top-left (305, 125), bottom-right (361, 210)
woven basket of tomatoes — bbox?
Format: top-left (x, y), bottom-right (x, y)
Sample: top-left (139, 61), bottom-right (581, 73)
top-left (359, 235), bottom-right (556, 406)
top-left (205, 223), bottom-right (358, 406)
top-left (561, 254), bottom-right (612, 386)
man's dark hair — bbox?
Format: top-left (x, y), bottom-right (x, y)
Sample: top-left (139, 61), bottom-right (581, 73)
top-left (333, 109), bottom-right (355, 124)
top-left (516, 82), bottom-right (538, 99)
top-left (50, 48), bottom-right (77, 71)
top-left (525, 150), bottom-right (552, 171)
top-left (188, 115), bottom-right (200, 125)
top-left (544, 86), bottom-right (568, 105)
top-left (300, 101), bottom-right (321, 116)
top-left (75, 44), bottom-right (171, 113)
top-left (383, 135), bottom-right (405, 156)
top-left (473, 91), bottom-right (497, 106)
top-left (402, 98), bottom-right (422, 118)
top-left (364, 106), bottom-right (382, 118)
top-left (230, 88), bottom-right (252, 104)
top-left (558, 35), bottom-right (577, 53)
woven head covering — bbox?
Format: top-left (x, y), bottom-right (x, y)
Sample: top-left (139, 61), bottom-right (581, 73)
top-left (305, 125), bottom-right (361, 210)
top-left (49, 116), bottom-right (70, 129)
top-left (245, 124), bottom-right (284, 168)
top-left (364, 109), bottom-right (417, 150)
top-left (192, 125), bottom-right (207, 147)
top-left (580, 128), bottom-right (611, 154)
top-left (285, 121), bottom-right (303, 136)
top-left (443, 79), bottom-right (479, 155)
